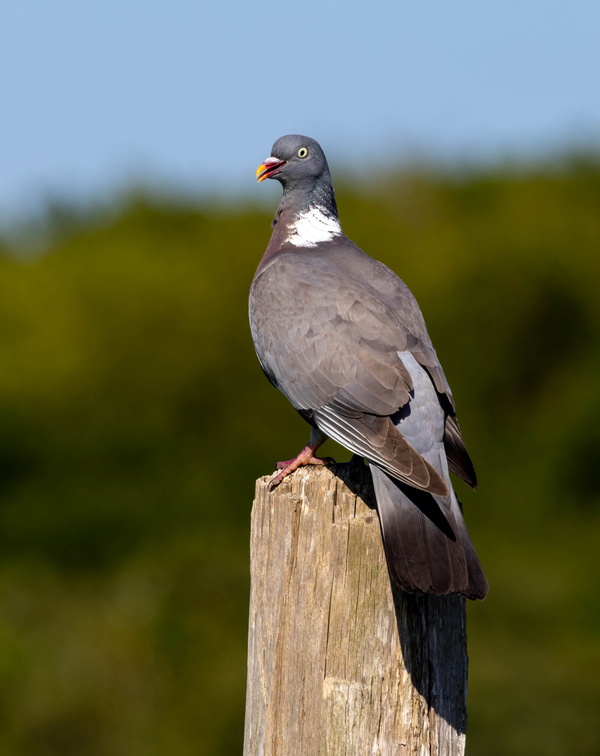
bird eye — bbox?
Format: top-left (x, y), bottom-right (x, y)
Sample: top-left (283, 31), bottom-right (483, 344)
top-left (297, 147), bottom-right (309, 158)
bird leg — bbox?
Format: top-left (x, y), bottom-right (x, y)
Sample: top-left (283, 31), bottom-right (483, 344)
top-left (268, 428), bottom-right (332, 491)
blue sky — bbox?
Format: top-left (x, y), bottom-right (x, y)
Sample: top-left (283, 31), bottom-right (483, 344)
top-left (2, 0), bottom-right (599, 219)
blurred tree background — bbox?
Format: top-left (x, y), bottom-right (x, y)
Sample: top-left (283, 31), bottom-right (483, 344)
top-left (0, 156), bottom-right (599, 755)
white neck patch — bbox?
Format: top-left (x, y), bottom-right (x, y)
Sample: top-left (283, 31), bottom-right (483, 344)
top-left (285, 205), bottom-right (342, 247)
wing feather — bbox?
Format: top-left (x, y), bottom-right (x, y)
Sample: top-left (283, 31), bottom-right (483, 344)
top-left (249, 244), bottom-right (474, 490)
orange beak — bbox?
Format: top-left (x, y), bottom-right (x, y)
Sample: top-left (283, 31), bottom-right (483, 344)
top-left (256, 157), bottom-right (287, 182)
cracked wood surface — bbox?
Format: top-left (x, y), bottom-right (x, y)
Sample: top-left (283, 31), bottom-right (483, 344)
top-left (243, 464), bottom-right (467, 756)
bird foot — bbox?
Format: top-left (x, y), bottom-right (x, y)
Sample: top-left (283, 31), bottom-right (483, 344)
top-left (268, 446), bottom-right (335, 491)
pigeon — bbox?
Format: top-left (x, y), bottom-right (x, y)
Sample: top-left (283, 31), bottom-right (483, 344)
top-left (249, 135), bottom-right (488, 599)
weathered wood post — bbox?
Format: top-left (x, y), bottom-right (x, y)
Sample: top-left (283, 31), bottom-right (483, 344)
top-left (243, 464), bottom-right (467, 756)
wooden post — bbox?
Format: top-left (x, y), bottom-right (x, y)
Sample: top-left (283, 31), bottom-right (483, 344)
top-left (243, 464), bottom-right (467, 756)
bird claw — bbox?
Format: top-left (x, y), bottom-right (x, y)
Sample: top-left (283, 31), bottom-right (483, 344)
top-left (275, 456), bottom-right (333, 470)
top-left (267, 475), bottom-right (284, 492)
top-left (268, 447), bottom-right (335, 491)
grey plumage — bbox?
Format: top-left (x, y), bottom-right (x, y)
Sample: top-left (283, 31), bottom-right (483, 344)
top-left (250, 135), bottom-right (488, 599)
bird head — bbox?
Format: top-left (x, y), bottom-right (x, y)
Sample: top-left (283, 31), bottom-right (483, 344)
top-left (256, 135), bottom-right (331, 192)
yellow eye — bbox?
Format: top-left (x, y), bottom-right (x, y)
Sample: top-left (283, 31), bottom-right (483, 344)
top-left (297, 146), bottom-right (309, 158)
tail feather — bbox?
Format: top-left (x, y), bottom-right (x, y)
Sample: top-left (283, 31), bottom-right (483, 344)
top-left (370, 464), bottom-right (488, 599)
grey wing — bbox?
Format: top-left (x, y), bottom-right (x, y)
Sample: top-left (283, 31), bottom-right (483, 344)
top-left (363, 259), bottom-right (477, 488)
top-left (250, 253), bottom-right (463, 494)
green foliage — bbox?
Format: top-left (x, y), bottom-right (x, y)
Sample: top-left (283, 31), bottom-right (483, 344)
top-left (0, 159), bottom-right (599, 754)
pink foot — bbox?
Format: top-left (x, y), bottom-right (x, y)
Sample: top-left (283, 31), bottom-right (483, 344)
top-left (268, 444), bottom-right (335, 491)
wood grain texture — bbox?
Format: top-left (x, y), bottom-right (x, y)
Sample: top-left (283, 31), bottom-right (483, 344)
top-left (244, 464), bottom-right (467, 756)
